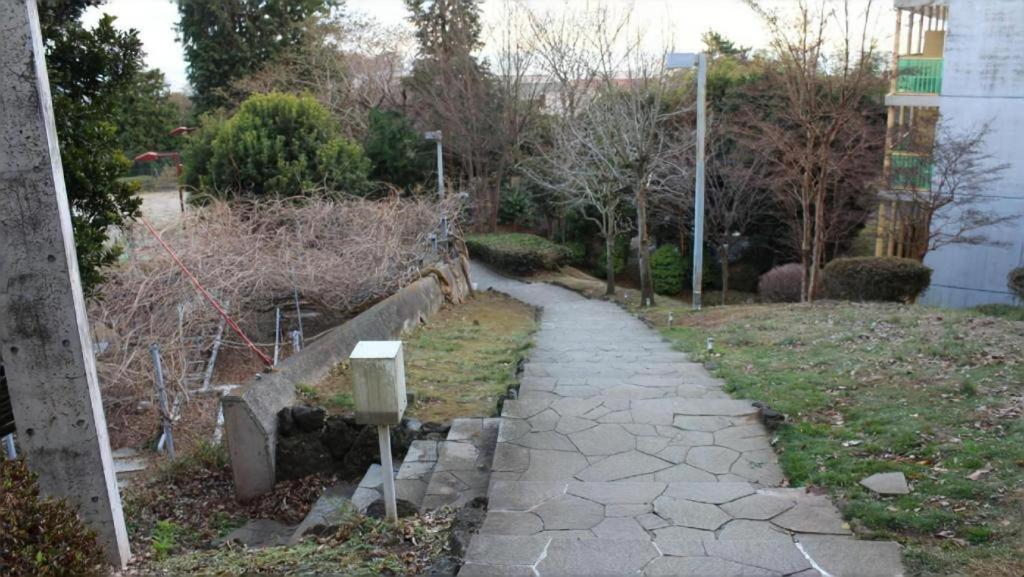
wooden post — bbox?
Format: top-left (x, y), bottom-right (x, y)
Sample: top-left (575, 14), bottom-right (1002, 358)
top-left (0, 0), bottom-right (130, 566)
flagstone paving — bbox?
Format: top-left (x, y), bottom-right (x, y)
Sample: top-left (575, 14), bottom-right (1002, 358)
top-left (460, 263), bottom-right (904, 577)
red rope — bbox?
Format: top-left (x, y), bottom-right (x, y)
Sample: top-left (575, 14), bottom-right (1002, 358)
top-left (139, 217), bottom-right (274, 367)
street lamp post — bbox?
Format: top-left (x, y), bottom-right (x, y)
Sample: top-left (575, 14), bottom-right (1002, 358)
top-left (668, 52), bottom-right (709, 310)
top-left (424, 130), bottom-right (446, 255)
top-left (692, 53), bottom-right (708, 311)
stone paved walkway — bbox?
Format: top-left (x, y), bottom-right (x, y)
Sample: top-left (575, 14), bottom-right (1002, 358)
top-left (460, 263), bottom-right (904, 577)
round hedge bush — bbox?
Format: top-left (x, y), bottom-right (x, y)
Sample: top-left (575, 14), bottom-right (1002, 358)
top-left (758, 263), bottom-right (804, 303)
top-left (184, 93), bottom-right (370, 198)
top-left (651, 244), bottom-right (685, 295)
top-left (822, 257), bottom-right (932, 303)
top-left (1008, 267), bottom-right (1024, 301)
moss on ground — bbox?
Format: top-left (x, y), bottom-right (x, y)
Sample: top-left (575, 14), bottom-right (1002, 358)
top-left (311, 290), bottom-right (536, 423)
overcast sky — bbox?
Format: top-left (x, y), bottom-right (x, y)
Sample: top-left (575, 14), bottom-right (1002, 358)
top-left (81, 0), bottom-right (892, 94)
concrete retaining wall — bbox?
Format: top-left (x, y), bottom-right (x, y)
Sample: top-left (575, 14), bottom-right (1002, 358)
top-left (223, 260), bottom-right (471, 500)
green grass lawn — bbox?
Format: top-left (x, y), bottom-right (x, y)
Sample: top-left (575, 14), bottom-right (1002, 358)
top-left (648, 302), bottom-right (1023, 576)
top-left (311, 290), bottom-right (537, 423)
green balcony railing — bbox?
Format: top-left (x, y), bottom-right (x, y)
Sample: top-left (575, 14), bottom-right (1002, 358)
top-left (889, 151), bottom-right (933, 190)
top-left (896, 57), bottom-right (943, 94)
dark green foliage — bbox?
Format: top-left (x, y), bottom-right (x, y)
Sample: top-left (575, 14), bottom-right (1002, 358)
top-left (562, 240), bottom-right (586, 267)
top-left (363, 109), bottom-right (432, 190)
top-left (822, 257), bottom-right (932, 303)
top-left (593, 236), bottom-right (628, 279)
top-left (758, 263), bottom-right (804, 303)
top-left (728, 262), bottom-right (762, 293)
top-left (0, 459), bottom-right (103, 576)
top-left (651, 245), bottom-right (685, 295)
top-left (497, 183), bottom-right (537, 229)
top-left (114, 69), bottom-right (184, 157)
top-left (40, 2), bottom-right (145, 294)
top-left (406, 0), bottom-right (483, 60)
top-left (177, 0), bottom-right (334, 113)
top-left (1008, 267), bottom-right (1024, 301)
top-left (183, 93), bottom-right (370, 198)
top-left (466, 233), bottom-right (570, 274)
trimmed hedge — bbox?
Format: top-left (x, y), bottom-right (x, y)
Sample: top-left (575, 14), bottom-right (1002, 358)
top-left (758, 263), bottom-right (804, 303)
top-left (651, 245), bottom-right (685, 295)
top-left (822, 257), bottom-right (932, 303)
top-left (466, 233), bottom-right (571, 274)
top-left (1008, 267), bottom-right (1024, 301)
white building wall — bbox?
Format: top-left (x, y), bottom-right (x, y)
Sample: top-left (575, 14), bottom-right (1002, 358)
top-left (921, 0), bottom-right (1024, 308)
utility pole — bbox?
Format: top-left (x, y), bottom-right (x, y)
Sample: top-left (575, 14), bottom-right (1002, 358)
top-left (425, 131), bottom-right (446, 254)
top-left (0, 0), bottom-right (130, 566)
top-left (692, 52), bottom-right (708, 310)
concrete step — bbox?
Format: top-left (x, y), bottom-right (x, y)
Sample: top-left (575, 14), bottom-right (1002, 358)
top-left (420, 417), bottom-right (501, 512)
top-left (288, 481), bottom-right (357, 544)
top-left (458, 535), bottom-right (904, 577)
top-left (395, 439), bottom-right (439, 509)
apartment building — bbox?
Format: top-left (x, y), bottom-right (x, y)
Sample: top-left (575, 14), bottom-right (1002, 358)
top-left (876, 0), bottom-right (1024, 307)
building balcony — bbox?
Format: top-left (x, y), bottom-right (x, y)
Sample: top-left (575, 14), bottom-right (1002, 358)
top-left (889, 151), bottom-right (933, 191)
top-left (895, 57), bottom-right (943, 95)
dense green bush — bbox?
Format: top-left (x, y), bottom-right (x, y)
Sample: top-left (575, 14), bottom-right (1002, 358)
top-left (466, 233), bottom-right (571, 274)
top-left (822, 257), bottom-right (932, 303)
top-left (651, 245), bottom-right (685, 295)
top-left (728, 262), bottom-right (762, 293)
top-left (184, 93), bottom-right (370, 198)
top-left (1008, 267), bottom-right (1024, 301)
top-left (0, 459), bottom-right (103, 576)
top-left (758, 263), bottom-right (804, 303)
top-left (363, 108), bottom-right (432, 190)
top-left (562, 240), bottom-right (587, 266)
top-left (593, 236), bottom-right (628, 279)
top-left (497, 183), bottom-right (537, 229)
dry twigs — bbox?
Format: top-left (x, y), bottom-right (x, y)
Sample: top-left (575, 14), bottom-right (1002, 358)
top-left (90, 196), bottom-right (457, 447)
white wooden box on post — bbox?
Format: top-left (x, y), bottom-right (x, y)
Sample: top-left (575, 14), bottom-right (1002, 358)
top-left (350, 341), bottom-right (406, 521)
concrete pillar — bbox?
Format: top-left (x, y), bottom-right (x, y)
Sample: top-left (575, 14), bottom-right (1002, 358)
top-left (0, 0), bottom-right (130, 567)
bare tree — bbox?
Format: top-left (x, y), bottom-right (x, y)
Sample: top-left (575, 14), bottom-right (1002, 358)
top-left (524, 104), bottom-right (628, 295)
top-left (232, 12), bottom-right (413, 140)
top-left (705, 121), bottom-right (770, 304)
top-left (741, 0), bottom-right (883, 300)
top-left (890, 122), bottom-right (1014, 261)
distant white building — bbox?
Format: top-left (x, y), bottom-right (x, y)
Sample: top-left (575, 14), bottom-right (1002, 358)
top-left (875, 0), bottom-right (1024, 308)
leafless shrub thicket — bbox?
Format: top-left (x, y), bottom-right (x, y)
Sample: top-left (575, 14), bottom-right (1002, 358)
top-left (89, 197), bottom-right (457, 414)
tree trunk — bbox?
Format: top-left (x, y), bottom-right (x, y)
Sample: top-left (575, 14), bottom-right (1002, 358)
top-left (604, 231), bottom-right (616, 296)
top-left (720, 244), bottom-right (729, 306)
top-left (808, 178), bottom-right (827, 301)
top-left (800, 186), bottom-right (813, 302)
top-left (636, 186), bottom-right (655, 307)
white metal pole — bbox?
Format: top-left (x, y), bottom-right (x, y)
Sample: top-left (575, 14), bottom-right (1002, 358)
top-left (692, 52), bottom-right (708, 311)
top-left (272, 307), bottom-right (281, 366)
top-left (436, 137), bottom-right (447, 250)
top-left (150, 344), bottom-right (174, 460)
top-left (377, 425), bottom-right (398, 522)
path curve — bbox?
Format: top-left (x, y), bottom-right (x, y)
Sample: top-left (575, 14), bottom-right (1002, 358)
top-left (460, 263), bottom-right (904, 577)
